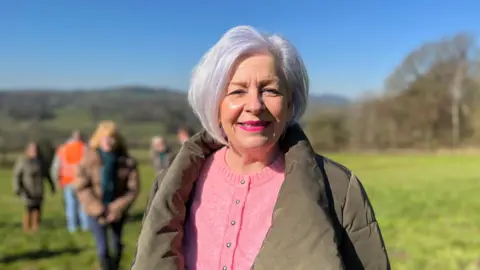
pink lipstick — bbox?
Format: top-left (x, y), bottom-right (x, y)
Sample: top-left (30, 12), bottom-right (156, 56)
top-left (237, 120), bottom-right (271, 132)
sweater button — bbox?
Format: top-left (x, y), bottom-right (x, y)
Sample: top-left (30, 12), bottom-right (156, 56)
top-left (235, 200), bottom-right (240, 204)
top-left (231, 220), bottom-right (236, 225)
top-left (226, 242), bottom-right (231, 248)
top-left (223, 266), bottom-right (227, 270)
top-left (241, 179), bottom-right (245, 184)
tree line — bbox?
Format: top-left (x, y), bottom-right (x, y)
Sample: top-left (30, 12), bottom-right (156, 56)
top-left (304, 32), bottom-right (480, 151)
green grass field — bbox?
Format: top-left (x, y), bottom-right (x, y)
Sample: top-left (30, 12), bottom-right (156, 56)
top-left (0, 152), bottom-right (479, 270)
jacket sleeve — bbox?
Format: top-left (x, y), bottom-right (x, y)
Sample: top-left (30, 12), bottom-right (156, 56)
top-left (168, 152), bottom-right (177, 167)
top-left (108, 159), bottom-right (140, 217)
top-left (130, 171), bottom-right (180, 270)
top-left (43, 161), bottom-right (56, 193)
top-left (141, 171), bottom-right (161, 224)
top-left (50, 153), bottom-right (60, 185)
top-left (72, 158), bottom-right (105, 217)
top-left (12, 157), bottom-right (24, 195)
top-left (341, 174), bottom-right (391, 269)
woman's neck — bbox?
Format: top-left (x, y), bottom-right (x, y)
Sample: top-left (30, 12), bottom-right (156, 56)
top-left (225, 145), bottom-right (280, 174)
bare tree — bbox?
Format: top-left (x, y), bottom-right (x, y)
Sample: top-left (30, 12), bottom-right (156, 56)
top-left (384, 33), bottom-right (477, 147)
top-left (450, 58), bottom-right (466, 147)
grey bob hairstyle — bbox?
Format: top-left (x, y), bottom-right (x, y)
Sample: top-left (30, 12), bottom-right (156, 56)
top-left (188, 25), bottom-right (309, 145)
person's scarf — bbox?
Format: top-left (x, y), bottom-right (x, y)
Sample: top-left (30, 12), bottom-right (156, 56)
top-left (28, 157), bottom-right (42, 179)
top-left (29, 157), bottom-right (41, 165)
top-left (98, 149), bottom-right (117, 205)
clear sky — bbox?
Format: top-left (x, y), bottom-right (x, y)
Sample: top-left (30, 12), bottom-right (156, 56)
top-left (1, 0), bottom-right (480, 97)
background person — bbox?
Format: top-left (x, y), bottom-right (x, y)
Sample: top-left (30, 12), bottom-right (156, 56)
top-left (176, 126), bottom-right (191, 145)
top-left (149, 136), bottom-right (174, 174)
top-left (74, 121), bottom-right (140, 270)
top-left (13, 142), bottom-right (56, 232)
top-left (51, 130), bottom-right (89, 232)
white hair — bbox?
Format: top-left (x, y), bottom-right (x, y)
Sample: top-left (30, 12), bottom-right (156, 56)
top-left (188, 25), bottom-right (309, 144)
top-left (151, 136), bottom-right (163, 147)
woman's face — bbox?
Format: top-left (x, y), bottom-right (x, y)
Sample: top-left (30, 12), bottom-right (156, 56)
top-left (177, 130), bottom-right (189, 144)
top-left (99, 135), bottom-right (115, 152)
top-left (219, 53), bottom-right (291, 154)
top-left (26, 143), bottom-right (38, 158)
top-left (154, 138), bottom-right (167, 152)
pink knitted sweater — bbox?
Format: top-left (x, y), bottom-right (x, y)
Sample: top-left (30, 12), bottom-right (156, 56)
top-left (183, 146), bottom-right (285, 270)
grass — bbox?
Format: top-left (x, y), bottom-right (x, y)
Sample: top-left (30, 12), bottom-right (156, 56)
top-left (0, 152), bottom-right (479, 269)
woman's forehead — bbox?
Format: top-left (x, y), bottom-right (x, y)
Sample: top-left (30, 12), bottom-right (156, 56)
top-left (231, 54), bottom-right (275, 75)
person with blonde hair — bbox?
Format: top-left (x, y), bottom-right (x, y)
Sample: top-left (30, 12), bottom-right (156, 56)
top-left (132, 26), bottom-right (389, 270)
top-left (13, 142), bottom-right (56, 232)
top-left (74, 121), bottom-right (140, 270)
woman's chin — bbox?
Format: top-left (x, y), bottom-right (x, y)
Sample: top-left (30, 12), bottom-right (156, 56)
top-left (232, 137), bottom-right (276, 153)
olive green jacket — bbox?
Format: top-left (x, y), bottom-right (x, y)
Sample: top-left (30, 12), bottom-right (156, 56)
top-left (131, 124), bottom-right (390, 270)
top-left (13, 156), bottom-right (55, 207)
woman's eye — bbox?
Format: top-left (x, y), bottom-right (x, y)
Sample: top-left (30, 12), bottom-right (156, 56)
top-left (263, 88), bottom-right (281, 95)
top-left (228, 89), bottom-right (246, 95)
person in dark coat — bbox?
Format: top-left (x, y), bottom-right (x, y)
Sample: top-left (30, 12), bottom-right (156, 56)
top-left (13, 142), bottom-right (56, 232)
top-left (149, 136), bottom-right (175, 175)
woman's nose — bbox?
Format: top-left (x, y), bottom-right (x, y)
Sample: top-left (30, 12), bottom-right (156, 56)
top-left (244, 92), bottom-right (264, 113)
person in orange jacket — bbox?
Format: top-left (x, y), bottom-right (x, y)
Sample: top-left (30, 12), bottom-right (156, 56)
top-left (51, 130), bottom-right (89, 232)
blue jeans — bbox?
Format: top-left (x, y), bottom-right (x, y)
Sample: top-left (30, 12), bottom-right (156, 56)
top-left (89, 215), bottom-right (125, 269)
top-left (64, 185), bottom-right (89, 232)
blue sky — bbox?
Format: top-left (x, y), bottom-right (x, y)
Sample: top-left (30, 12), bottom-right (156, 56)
top-left (1, 0), bottom-right (480, 97)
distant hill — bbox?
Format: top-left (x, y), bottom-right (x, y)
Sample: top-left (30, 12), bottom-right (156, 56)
top-left (0, 87), bottom-right (350, 111)
top-left (0, 86), bottom-right (350, 150)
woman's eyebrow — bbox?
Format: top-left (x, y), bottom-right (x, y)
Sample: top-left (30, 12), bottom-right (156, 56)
top-left (229, 78), bottom-right (279, 88)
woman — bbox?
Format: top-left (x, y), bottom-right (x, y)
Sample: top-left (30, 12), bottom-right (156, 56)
top-left (74, 121), bottom-right (140, 270)
top-left (13, 142), bottom-right (56, 232)
top-left (132, 26), bottom-right (390, 270)
top-left (149, 136), bottom-right (174, 174)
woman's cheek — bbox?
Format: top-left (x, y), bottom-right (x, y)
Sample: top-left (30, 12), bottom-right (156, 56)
top-left (224, 98), bottom-right (245, 111)
top-left (220, 98), bottom-right (246, 124)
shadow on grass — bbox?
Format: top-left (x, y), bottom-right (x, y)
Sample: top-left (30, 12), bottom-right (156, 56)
top-left (0, 218), bottom-right (65, 230)
top-left (0, 211), bottom-right (147, 229)
top-left (0, 247), bottom-right (85, 264)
